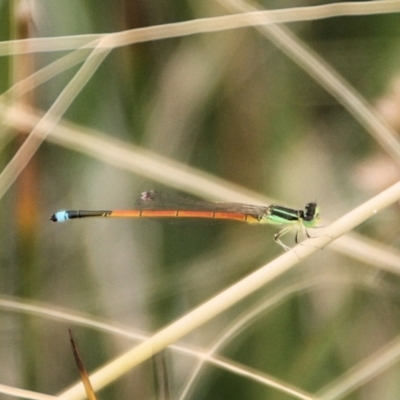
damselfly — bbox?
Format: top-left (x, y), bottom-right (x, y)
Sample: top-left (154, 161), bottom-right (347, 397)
top-left (51, 190), bottom-right (320, 251)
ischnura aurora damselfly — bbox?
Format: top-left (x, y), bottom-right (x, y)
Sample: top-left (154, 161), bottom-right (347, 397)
top-left (50, 190), bottom-right (320, 251)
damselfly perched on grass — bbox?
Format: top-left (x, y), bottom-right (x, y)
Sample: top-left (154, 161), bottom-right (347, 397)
top-left (51, 191), bottom-right (320, 250)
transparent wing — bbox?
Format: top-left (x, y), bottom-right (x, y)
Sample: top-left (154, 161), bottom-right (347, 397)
top-left (137, 191), bottom-right (269, 217)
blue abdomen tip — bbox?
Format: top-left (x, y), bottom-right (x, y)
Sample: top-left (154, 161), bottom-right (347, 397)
top-left (51, 211), bottom-right (69, 222)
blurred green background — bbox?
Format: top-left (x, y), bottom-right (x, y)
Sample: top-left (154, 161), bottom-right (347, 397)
top-left (1, 1), bottom-right (400, 399)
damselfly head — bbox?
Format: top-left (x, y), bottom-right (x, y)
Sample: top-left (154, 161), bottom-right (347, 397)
top-left (303, 202), bottom-right (320, 226)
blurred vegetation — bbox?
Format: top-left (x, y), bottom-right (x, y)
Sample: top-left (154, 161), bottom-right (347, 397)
top-left (1, 1), bottom-right (400, 399)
